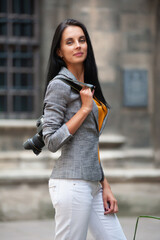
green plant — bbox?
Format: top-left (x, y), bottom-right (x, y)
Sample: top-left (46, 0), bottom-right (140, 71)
top-left (133, 215), bottom-right (160, 240)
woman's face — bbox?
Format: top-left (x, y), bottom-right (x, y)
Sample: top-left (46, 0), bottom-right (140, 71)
top-left (57, 26), bottom-right (88, 68)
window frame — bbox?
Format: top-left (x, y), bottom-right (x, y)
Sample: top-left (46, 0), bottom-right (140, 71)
top-left (0, 0), bottom-right (39, 119)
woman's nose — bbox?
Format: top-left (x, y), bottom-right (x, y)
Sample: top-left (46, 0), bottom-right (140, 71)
top-left (75, 41), bottom-right (81, 49)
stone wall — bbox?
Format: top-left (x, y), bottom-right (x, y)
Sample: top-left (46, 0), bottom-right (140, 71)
top-left (40, 0), bottom-right (157, 148)
top-left (0, 0), bottom-right (160, 221)
top-left (153, 1), bottom-right (160, 167)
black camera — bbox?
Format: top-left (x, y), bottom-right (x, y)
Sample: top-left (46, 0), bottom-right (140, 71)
top-left (23, 115), bottom-right (45, 155)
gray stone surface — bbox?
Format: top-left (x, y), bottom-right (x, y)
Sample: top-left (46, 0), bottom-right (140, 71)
top-left (0, 0), bottom-right (159, 155)
top-left (38, 0), bottom-right (156, 149)
top-left (0, 168), bottom-right (160, 184)
top-left (153, 2), bottom-right (160, 167)
top-left (0, 147), bottom-right (154, 170)
top-left (0, 120), bottom-right (36, 151)
top-left (123, 69), bottom-right (148, 107)
top-left (0, 172), bottom-right (160, 221)
top-left (0, 0), bottom-right (160, 226)
top-left (0, 217), bottom-right (160, 240)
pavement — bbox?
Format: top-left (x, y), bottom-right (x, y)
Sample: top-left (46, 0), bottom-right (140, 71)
top-left (0, 217), bottom-right (160, 240)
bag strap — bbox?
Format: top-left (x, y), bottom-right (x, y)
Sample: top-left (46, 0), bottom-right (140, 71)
top-left (43, 77), bottom-right (95, 114)
top-left (60, 78), bottom-right (82, 92)
top-left (57, 74), bottom-right (95, 92)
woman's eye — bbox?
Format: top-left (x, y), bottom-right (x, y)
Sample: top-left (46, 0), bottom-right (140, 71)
top-left (66, 38), bottom-right (85, 45)
top-left (66, 41), bottom-right (73, 45)
top-left (80, 39), bottom-right (85, 43)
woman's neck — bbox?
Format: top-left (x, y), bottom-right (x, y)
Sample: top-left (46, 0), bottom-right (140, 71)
top-left (67, 64), bottom-right (84, 83)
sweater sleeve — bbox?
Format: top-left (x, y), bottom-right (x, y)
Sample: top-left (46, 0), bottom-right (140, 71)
top-left (42, 79), bottom-right (73, 153)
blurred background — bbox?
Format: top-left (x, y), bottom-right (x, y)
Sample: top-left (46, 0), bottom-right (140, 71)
top-left (0, 0), bottom-right (160, 230)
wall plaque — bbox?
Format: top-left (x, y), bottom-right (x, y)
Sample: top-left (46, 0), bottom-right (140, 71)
top-left (123, 69), bottom-right (148, 107)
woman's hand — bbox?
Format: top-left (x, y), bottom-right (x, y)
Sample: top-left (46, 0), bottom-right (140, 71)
top-left (101, 177), bottom-right (118, 215)
top-left (66, 87), bottom-right (94, 135)
top-left (80, 87), bottom-right (94, 113)
top-left (102, 187), bottom-right (118, 215)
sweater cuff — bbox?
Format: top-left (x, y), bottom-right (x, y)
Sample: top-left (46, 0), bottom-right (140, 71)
top-left (44, 124), bottom-right (73, 153)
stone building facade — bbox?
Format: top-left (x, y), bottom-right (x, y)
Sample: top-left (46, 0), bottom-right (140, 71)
top-left (0, 0), bottom-right (160, 220)
top-left (0, 0), bottom-right (159, 151)
top-left (39, 0), bottom-right (160, 163)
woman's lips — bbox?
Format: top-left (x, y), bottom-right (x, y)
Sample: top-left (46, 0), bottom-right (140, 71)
top-left (73, 52), bottom-right (83, 56)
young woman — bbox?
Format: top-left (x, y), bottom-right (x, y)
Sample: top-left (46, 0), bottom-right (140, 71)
top-left (42, 19), bottom-right (127, 240)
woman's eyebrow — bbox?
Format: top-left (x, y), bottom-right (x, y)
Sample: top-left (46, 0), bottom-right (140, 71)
top-left (65, 37), bottom-right (73, 41)
top-left (65, 35), bottom-right (85, 41)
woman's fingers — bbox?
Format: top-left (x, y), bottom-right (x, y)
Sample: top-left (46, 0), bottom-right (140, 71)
top-left (80, 87), bottom-right (93, 113)
top-left (103, 200), bottom-right (109, 213)
top-left (104, 199), bottom-right (118, 215)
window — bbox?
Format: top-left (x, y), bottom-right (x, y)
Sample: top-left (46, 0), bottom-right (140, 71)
top-left (0, 0), bottom-right (39, 118)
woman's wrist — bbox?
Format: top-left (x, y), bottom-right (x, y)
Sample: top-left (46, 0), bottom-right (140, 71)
top-left (81, 105), bottom-right (92, 114)
top-left (66, 107), bottom-right (90, 135)
top-left (100, 177), bottom-right (111, 190)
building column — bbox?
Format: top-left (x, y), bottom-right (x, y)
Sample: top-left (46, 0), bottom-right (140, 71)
top-left (153, 1), bottom-right (160, 167)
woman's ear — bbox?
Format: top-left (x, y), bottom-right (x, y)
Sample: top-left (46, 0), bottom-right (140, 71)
top-left (57, 48), bottom-right (63, 58)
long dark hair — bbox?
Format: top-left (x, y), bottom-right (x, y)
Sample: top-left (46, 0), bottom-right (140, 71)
top-left (45, 19), bottom-right (110, 107)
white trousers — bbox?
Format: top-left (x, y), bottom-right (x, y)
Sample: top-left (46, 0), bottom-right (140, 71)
top-left (49, 179), bottom-right (127, 240)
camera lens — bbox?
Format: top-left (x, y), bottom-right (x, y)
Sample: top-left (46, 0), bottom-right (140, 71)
top-left (23, 133), bottom-right (45, 155)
